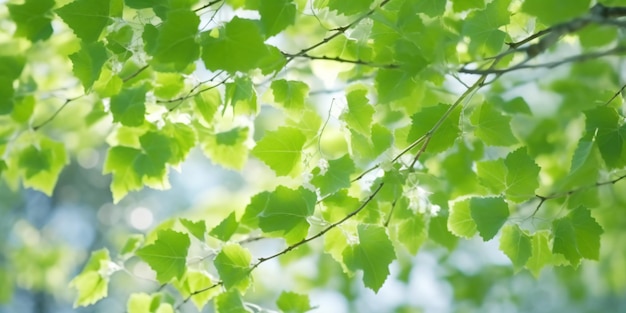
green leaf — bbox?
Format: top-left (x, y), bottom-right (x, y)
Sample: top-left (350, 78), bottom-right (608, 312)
top-left (522, 0), bottom-right (590, 25)
top-left (402, 0), bottom-right (446, 18)
top-left (471, 102), bottom-right (518, 146)
top-left (103, 146), bottom-right (143, 202)
top-left (341, 87), bottom-right (374, 135)
top-left (69, 249), bottom-right (111, 307)
top-left (375, 69), bottom-right (418, 104)
top-left (525, 230), bottom-right (565, 277)
top-left (310, 154), bottom-right (356, 196)
top-left (504, 148), bottom-right (540, 203)
top-left (136, 230), bottom-right (191, 283)
top-left (209, 212), bottom-right (239, 242)
top-left (451, 0), bottom-right (484, 12)
top-left (135, 132), bottom-right (172, 185)
top-left (214, 244), bottom-right (251, 291)
top-left (276, 291), bottom-right (312, 313)
top-left (328, 0), bottom-right (374, 15)
top-left (429, 214), bottom-right (458, 250)
top-left (127, 293), bottom-right (151, 313)
top-left (225, 76), bottom-right (257, 115)
top-left (259, 0), bottom-right (296, 37)
top-left (584, 107), bottom-right (626, 169)
top-left (255, 186), bottom-right (317, 244)
top-left (56, 0), bottom-right (115, 42)
top-left (106, 24), bottom-right (134, 57)
top-left (70, 42), bottom-right (109, 90)
top-left (215, 290), bottom-right (248, 313)
top-left (201, 17), bottom-right (272, 73)
top-left (252, 127), bottom-right (306, 176)
top-left (271, 79), bottom-right (309, 111)
top-left (0, 55), bottom-right (26, 114)
top-left (120, 234), bottom-right (144, 256)
top-left (8, 0), bottom-right (55, 41)
top-left (180, 219), bottom-right (206, 241)
top-left (162, 122), bottom-right (196, 166)
top-left (470, 197), bottom-right (509, 241)
top-left (18, 138), bottom-right (68, 195)
top-left (127, 293), bottom-right (174, 313)
top-left (462, 0), bottom-right (511, 56)
top-left (149, 9), bottom-right (200, 71)
top-left (552, 206), bottom-right (603, 267)
top-left (175, 271), bottom-right (220, 311)
top-left (396, 213), bottom-right (427, 254)
top-left (194, 88), bottom-right (220, 123)
top-left (448, 198), bottom-right (477, 238)
top-left (199, 126), bottom-right (249, 170)
top-left (110, 85), bottom-right (147, 127)
top-left (408, 103), bottom-right (461, 153)
top-left (343, 224), bottom-right (396, 292)
top-left (499, 224), bottom-right (532, 271)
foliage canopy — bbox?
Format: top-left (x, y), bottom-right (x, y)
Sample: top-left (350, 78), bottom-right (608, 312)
top-left (2, 0), bottom-right (626, 312)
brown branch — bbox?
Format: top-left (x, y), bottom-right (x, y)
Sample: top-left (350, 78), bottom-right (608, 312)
top-left (249, 182), bottom-right (384, 271)
top-left (286, 0), bottom-right (391, 62)
top-left (283, 52), bottom-right (398, 68)
top-left (122, 65), bottom-right (149, 83)
top-left (175, 183), bottom-right (385, 308)
top-left (603, 83), bottom-right (626, 106)
top-left (193, 0), bottom-right (223, 12)
top-left (33, 94), bottom-right (85, 130)
top-left (459, 46), bottom-right (626, 75)
top-left (531, 173), bottom-right (626, 217)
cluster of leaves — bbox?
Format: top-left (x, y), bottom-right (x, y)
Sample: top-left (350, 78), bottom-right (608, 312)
top-left (2, 0), bottom-right (626, 311)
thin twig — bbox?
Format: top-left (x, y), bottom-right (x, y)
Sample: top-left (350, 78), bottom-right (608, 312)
top-left (459, 46), bottom-right (626, 75)
top-left (193, 0), bottom-right (223, 12)
top-left (33, 95), bottom-right (85, 130)
top-left (249, 182), bottom-right (385, 271)
top-left (283, 52), bottom-right (398, 68)
top-left (530, 173), bottom-right (626, 217)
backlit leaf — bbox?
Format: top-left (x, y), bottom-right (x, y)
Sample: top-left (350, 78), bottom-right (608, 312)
top-left (310, 154), bottom-right (356, 195)
top-left (201, 17), bottom-right (273, 73)
top-left (69, 249), bottom-right (111, 307)
top-left (552, 206), bottom-right (603, 267)
top-left (252, 127), bottom-right (306, 176)
top-left (271, 79), bottom-right (309, 111)
top-left (214, 244), bottom-right (251, 291)
top-left (56, 0), bottom-right (116, 42)
top-left (471, 102), bottom-right (517, 146)
top-left (254, 186), bottom-right (317, 244)
top-left (260, 0), bottom-right (296, 37)
top-left (70, 42), bottom-right (109, 90)
top-left (8, 0), bottom-right (55, 41)
top-left (343, 224), bottom-right (396, 292)
top-left (504, 148), bottom-right (540, 203)
top-left (110, 85), bottom-right (147, 127)
top-left (136, 230), bottom-right (191, 283)
top-left (210, 212), bottom-right (239, 242)
top-left (448, 198), bottom-right (477, 238)
top-left (470, 197), bottom-right (509, 241)
top-left (276, 291), bottom-right (312, 313)
top-left (408, 104), bottom-right (461, 153)
top-left (499, 225), bottom-right (531, 271)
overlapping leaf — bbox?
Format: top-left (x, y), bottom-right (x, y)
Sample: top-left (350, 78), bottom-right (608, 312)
top-left (343, 224), bottom-right (396, 292)
top-left (252, 127), bottom-right (306, 176)
top-left (136, 230), bottom-right (190, 283)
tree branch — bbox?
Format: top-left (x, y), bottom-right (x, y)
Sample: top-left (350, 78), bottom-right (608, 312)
top-left (283, 52), bottom-right (398, 68)
top-left (459, 46), bottom-right (626, 75)
top-left (531, 173), bottom-right (626, 217)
